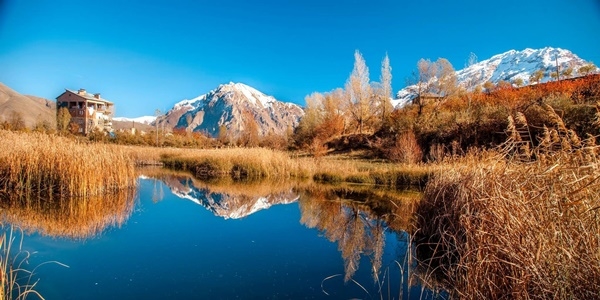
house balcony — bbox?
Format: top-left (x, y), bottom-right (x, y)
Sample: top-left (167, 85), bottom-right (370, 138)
top-left (69, 108), bottom-right (113, 118)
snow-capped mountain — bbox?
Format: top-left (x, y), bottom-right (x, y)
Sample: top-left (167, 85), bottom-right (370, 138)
top-left (113, 115), bottom-right (157, 125)
top-left (158, 175), bottom-right (299, 219)
top-left (159, 82), bottom-right (304, 137)
top-left (393, 47), bottom-right (598, 107)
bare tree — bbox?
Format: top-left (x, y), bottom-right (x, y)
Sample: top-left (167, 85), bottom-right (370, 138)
top-left (434, 58), bottom-right (458, 97)
top-left (155, 109), bottom-right (161, 147)
top-left (378, 53), bottom-right (394, 128)
top-left (462, 52), bottom-right (482, 110)
top-left (465, 52), bottom-right (478, 68)
top-left (409, 57), bottom-right (457, 114)
top-left (530, 70), bottom-right (544, 84)
top-left (513, 77), bottom-right (524, 87)
top-left (409, 58), bottom-right (437, 115)
top-left (578, 63), bottom-right (596, 76)
top-left (345, 50), bottom-right (373, 134)
top-left (239, 110), bottom-right (260, 147)
top-left (483, 81), bottom-right (495, 92)
top-left (8, 111), bottom-right (25, 131)
top-left (561, 67), bottom-right (573, 79)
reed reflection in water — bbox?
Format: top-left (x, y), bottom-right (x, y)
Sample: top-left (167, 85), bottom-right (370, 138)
top-left (0, 188), bottom-right (137, 239)
top-left (1, 168), bottom-right (445, 299)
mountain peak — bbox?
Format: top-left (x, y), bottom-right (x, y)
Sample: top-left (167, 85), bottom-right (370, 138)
top-left (160, 82), bottom-right (303, 138)
top-left (214, 82), bottom-right (276, 107)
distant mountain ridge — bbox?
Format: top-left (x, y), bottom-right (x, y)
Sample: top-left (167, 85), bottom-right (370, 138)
top-left (158, 82), bottom-right (304, 138)
top-left (393, 47), bottom-right (598, 107)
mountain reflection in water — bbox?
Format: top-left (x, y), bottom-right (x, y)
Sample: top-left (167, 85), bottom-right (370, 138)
top-left (0, 170), bottom-right (445, 299)
top-left (149, 171), bottom-right (430, 290)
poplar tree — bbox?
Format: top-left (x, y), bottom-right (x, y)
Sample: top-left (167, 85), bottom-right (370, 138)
top-left (378, 53), bottom-right (393, 127)
top-left (57, 107), bottom-right (71, 133)
top-left (345, 50), bottom-right (373, 134)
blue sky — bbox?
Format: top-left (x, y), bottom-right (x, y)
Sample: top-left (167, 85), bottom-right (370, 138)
top-left (1, 0), bottom-right (599, 117)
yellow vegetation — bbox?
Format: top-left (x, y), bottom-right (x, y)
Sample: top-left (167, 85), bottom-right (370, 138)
top-left (414, 109), bottom-right (600, 299)
top-left (0, 130), bottom-right (137, 197)
top-left (154, 146), bottom-right (436, 188)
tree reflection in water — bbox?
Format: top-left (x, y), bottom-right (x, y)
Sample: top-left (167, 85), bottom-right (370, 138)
top-left (143, 169), bottom-right (425, 288)
top-left (298, 186), bottom-right (420, 282)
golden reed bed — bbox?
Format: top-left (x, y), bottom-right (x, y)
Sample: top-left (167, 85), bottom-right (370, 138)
top-left (414, 109), bottom-right (600, 299)
top-left (0, 130), bottom-right (136, 198)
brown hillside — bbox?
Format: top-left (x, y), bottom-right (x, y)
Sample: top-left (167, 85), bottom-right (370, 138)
top-left (0, 82), bottom-right (56, 128)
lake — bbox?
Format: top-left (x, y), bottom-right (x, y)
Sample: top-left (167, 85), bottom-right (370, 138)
top-left (2, 171), bottom-right (446, 299)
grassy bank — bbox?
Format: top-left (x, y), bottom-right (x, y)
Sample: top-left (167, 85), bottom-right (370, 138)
top-left (160, 147), bottom-right (307, 180)
top-left (157, 147), bottom-right (435, 188)
top-left (414, 122), bottom-right (600, 298)
top-left (0, 130), bottom-right (137, 197)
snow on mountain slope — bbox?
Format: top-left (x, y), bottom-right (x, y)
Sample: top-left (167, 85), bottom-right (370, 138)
top-left (159, 175), bottom-right (299, 219)
top-left (394, 47), bottom-right (597, 107)
top-left (160, 82), bottom-right (303, 137)
top-left (113, 116), bottom-right (157, 125)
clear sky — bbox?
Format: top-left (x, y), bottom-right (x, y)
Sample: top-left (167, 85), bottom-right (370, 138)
top-left (1, 0), bottom-right (599, 117)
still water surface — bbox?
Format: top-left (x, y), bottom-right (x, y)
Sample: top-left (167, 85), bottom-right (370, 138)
top-left (7, 173), bottom-right (445, 299)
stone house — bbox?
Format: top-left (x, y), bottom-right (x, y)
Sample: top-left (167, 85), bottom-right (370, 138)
top-left (56, 88), bottom-right (114, 134)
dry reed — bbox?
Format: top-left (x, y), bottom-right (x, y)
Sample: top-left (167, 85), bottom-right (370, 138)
top-left (155, 146), bottom-right (436, 188)
top-left (0, 226), bottom-right (67, 300)
top-left (0, 130), bottom-right (137, 197)
top-left (414, 109), bottom-right (600, 299)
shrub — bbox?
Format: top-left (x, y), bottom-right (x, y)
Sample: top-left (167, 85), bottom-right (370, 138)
top-left (386, 131), bottom-right (423, 164)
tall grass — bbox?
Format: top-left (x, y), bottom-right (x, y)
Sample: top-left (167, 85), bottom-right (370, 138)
top-left (157, 146), bottom-right (435, 188)
top-left (0, 130), bottom-right (137, 197)
top-left (161, 148), bottom-right (305, 180)
top-left (414, 109), bottom-right (600, 299)
top-left (0, 226), bottom-right (67, 300)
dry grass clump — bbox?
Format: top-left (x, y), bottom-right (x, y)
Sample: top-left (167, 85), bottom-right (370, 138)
top-left (414, 108), bottom-right (600, 299)
top-left (158, 146), bottom-right (436, 187)
top-left (161, 147), bottom-right (307, 180)
top-left (0, 130), bottom-right (136, 197)
top-left (1, 227), bottom-right (43, 300)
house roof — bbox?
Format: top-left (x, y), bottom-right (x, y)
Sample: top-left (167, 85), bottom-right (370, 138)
top-left (58, 89), bottom-right (114, 105)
